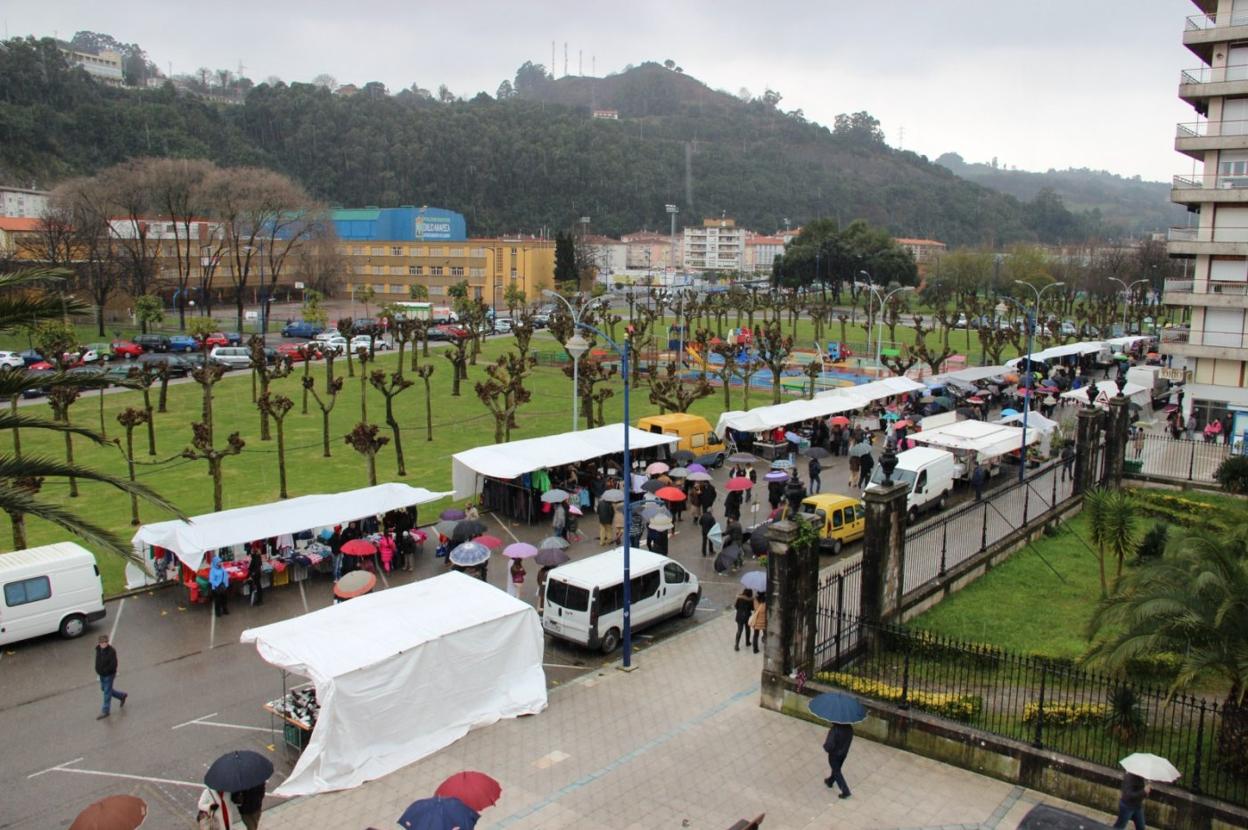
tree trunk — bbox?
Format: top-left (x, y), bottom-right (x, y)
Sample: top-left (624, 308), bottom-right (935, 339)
top-left (96, 305), bottom-right (105, 337)
top-left (10, 396), bottom-right (19, 457)
top-left (177, 296), bottom-right (186, 331)
top-left (64, 426), bottom-right (78, 498)
top-left (386, 400), bottom-right (406, 476)
top-left (158, 373), bottom-right (170, 413)
top-left (302, 359), bottom-right (311, 415)
top-left (424, 380), bottom-right (433, 440)
top-left (422, 334), bottom-right (429, 357)
top-left (210, 456), bottom-right (223, 511)
top-left (9, 511), bottom-right (26, 549)
top-left (321, 410), bottom-right (331, 458)
top-left (143, 389), bottom-right (156, 455)
top-left (235, 294), bottom-right (245, 337)
top-left (345, 348), bottom-right (354, 378)
top-left (126, 429), bottom-right (139, 525)
top-left (98, 387), bottom-right (106, 437)
top-left (451, 364), bottom-right (461, 397)
top-left (276, 420), bottom-right (288, 498)
top-left (396, 342), bottom-right (406, 377)
top-left (250, 367), bottom-right (257, 404)
top-left (772, 372), bottom-right (781, 405)
top-left (360, 376), bottom-right (368, 422)
top-left (367, 453), bottom-right (377, 487)
top-left (258, 374), bottom-right (271, 440)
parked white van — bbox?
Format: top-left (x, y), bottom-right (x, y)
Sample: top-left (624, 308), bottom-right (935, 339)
top-left (0, 542), bottom-right (106, 645)
top-left (542, 548), bottom-right (701, 653)
top-left (866, 446), bottom-right (957, 520)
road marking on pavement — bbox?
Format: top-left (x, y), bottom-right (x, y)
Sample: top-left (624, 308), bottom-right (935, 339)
top-left (209, 608), bottom-right (216, 650)
top-left (172, 712), bottom-right (271, 733)
top-left (29, 757), bottom-right (201, 788)
top-left (109, 598), bottom-right (126, 642)
top-left (492, 513), bottom-right (521, 544)
top-left (299, 579), bottom-right (309, 613)
top-left (494, 682), bottom-right (760, 827)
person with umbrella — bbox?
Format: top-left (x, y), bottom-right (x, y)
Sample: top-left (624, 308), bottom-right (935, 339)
top-left (197, 787), bottom-right (239, 829)
top-left (809, 692), bottom-right (864, 799)
top-left (508, 557), bottom-right (527, 599)
top-left (808, 453), bottom-right (823, 494)
top-left (699, 507), bottom-right (716, 557)
top-left (733, 587), bottom-right (754, 651)
top-left (552, 499), bottom-right (567, 540)
top-left (596, 494), bottom-right (615, 546)
top-left (749, 591), bottom-right (767, 653)
top-left (1112, 753), bottom-right (1180, 830)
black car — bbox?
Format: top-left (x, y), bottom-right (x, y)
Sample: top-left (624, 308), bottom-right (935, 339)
top-left (351, 318), bottom-right (379, 335)
top-left (134, 334), bottom-right (171, 353)
top-left (136, 353), bottom-right (193, 377)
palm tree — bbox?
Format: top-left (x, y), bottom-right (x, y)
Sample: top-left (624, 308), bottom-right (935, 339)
top-left (1084, 487), bottom-right (1136, 597)
top-left (1086, 525), bottom-right (1248, 771)
top-left (0, 268), bottom-right (181, 558)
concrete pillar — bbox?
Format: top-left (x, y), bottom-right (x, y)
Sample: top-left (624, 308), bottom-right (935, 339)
top-left (1104, 394), bottom-right (1130, 489)
top-left (860, 481), bottom-right (909, 625)
top-left (1073, 405), bottom-right (1103, 496)
top-left (760, 519), bottom-right (796, 710)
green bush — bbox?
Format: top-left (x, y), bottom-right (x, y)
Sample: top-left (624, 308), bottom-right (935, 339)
top-left (1123, 652), bottom-right (1182, 684)
top-left (1215, 454), bottom-right (1248, 495)
top-left (1136, 523), bottom-right (1168, 562)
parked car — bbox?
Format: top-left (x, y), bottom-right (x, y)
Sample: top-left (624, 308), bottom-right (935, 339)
top-left (798, 494), bottom-right (866, 555)
top-left (277, 342), bottom-right (318, 362)
top-left (313, 329), bottom-right (341, 344)
top-left (204, 332), bottom-right (230, 348)
top-left (71, 348), bottom-right (100, 365)
top-left (349, 334), bottom-right (391, 353)
top-left (320, 336), bottom-right (349, 355)
top-left (351, 318), bottom-right (379, 335)
top-left (85, 343), bottom-right (112, 362)
top-left (427, 324), bottom-right (469, 341)
top-left (224, 332), bottom-right (243, 345)
top-left (493, 317), bottom-right (514, 335)
top-left (0, 542), bottom-right (106, 645)
top-left (282, 320), bottom-right (324, 339)
top-left (0, 351), bottom-right (25, 369)
top-left (17, 349), bottom-right (43, 366)
top-left (209, 346), bottom-right (251, 369)
top-left (168, 334), bottom-right (198, 353)
top-left (111, 340), bottom-right (144, 359)
top-left (134, 334), bottom-right (170, 353)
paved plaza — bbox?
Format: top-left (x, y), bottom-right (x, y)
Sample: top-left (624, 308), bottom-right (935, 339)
top-left (261, 612), bottom-right (1113, 830)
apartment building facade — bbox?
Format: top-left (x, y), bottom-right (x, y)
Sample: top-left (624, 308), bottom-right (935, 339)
top-left (682, 217), bottom-right (744, 272)
top-left (1166, 0), bottom-right (1248, 432)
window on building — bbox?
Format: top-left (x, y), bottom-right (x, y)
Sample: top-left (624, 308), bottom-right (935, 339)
top-left (469, 268), bottom-right (485, 278)
top-left (409, 265), bottom-right (423, 276)
top-left (429, 247), bottom-right (443, 257)
top-left (510, 268), bottom-right (517, 278)
top-left (430, 266), bottom-right (444, 276)
top-left (511, 247), bottom-right (517, 255)
top-left (371, 247), bottom-right (384, 256)
top-left (450, 266), bottom-right (464, 277)
top-left (353, 247), bottom-right (364, 256)
top-left (471, 247), bottom-right (485, 257)
top-left (473, 287), bottom-right (482, 299)
top-left (391, 246), bottom-right (403, 256)
top-left (390, 266), bottom-right (404, 275)
top-left (355, 265), bottom-right (369, 275)
top-left (372, 266), bottom-right (383, 276)
top-left (429, 285), bottom-right (445, 296)
top-left (450, 248), bottom-right (463, 257)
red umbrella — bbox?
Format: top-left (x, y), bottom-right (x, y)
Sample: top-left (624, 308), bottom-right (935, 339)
top-left (655, 486), bottom-right (687, 502)
top-left (435, 770), bottom-right (502, 813)
top-left (829, 416), bottom-right (851, 427)
top-left (70, 795), bottom-right (147, 830)
top-left (725, 477), bottom-right (753, 491)
top-left (340, 538), bottom-right (377, 556)
top-left (473, 534), bottom-right (504, 550)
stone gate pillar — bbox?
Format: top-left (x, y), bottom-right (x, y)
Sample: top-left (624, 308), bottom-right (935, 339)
top-left (860, 441), bottom-right (909, 625)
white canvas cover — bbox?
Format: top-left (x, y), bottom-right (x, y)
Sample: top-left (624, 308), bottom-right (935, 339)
top-left (927, 365), bottom-right (1009, 385)
top-left (996, 410), bottom-right (1060, 434)
top-left (1006, 341), bottom-right (1108, 369)
top-left (240, 572), bottom-right (546, 796)
top-left (714, 392), bottom-right (870, 436)
top-left (1060, 380), bottom-right (1150, 409)
top-left (451, 424), bottom-right (677, 498)
top-left (132, 484), bottom-right (450, 572)
top-left (910, 419), bottom-right (1037, 459)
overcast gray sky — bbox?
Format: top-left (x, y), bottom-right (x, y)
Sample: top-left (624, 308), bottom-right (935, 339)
top-left (5, 1), bottom-right (1199, 182)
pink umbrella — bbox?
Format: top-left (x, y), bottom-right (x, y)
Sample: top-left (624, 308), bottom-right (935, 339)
top-left (568, 504), bottom-right (583, 516)
top-left (726, 477), bottom-right (753, 491)
top-left (502, 542), bottom-right (538, 559)
top-left (645, 461), bottom-right (670, 475)
top-left (340, 538), bottom-right (377, 556)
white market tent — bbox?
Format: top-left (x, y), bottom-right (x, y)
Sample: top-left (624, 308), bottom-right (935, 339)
top-left (1006, 341), bottom-right (1108, 369)
top-left (927, 365), bottom-right (1010, 385)
top-left (910, 418), bottom-right (1037, 460)
top-left (1060, 380), bottom-right (1150, 409)
top-left (996, 410), bottom-right (1060, 456)
top-left (714, 377), bottom-right (924, 437)
top-left (241, 571), bottom-right (546, 796)
top-left (451, 423), bottom-right (677, 499)
top-left (1106, 335), bottom-right (1154, 350)
top-left (132, 483), bottom-right (451, 572)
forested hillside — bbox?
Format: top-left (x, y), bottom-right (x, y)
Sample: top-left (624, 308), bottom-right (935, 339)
top-left (1, 39), bottom-right (1120, 246)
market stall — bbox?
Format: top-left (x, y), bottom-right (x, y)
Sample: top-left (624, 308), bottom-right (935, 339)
top-left (131, 483), bottom-right (450, 599)
top-left (996, 410), bottom-right (1060, 458)
top-left (1060, 380), bottom-right (1151, 410)
top-left (910, 416), bottom-right (1038, 478)
top-left (241, 571), bottom-right (546, 796)
top-left (450, 423), bottom-right (678, 511)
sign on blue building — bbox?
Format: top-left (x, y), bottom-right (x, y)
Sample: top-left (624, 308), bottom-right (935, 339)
top-left (332, 206), bottom-right (467, 242)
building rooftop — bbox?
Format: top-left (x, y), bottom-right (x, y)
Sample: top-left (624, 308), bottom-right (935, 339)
top-left (0, 217), bottom-right (42, 231)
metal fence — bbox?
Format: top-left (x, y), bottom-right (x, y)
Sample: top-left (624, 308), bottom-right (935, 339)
top-left (1131, 432), bottom-right (1230, 484)
top-left (818, 616), bottom-right (1248, 808)
top-left (813, 560), bottom-right (862, 668)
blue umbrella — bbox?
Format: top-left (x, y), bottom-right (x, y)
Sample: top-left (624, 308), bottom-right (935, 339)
top-left (808, 691), bottom-right (867, 724)
top-left (740, 571), bottom-right (766, 592)
top-left (448, 541), bottom-right (491, 567)
top-left (398, 796), bottom-right (479, 830)
top-left (1000, 408), bottom-right (1019, 417)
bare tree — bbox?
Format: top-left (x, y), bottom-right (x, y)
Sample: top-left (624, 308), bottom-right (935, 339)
top-left (442, 334), bottom-right (469, 396)
top-left (248, 335), bottom-right (291, 440)
top-left (303, 374), bottom-right (344, 457)
top-left (49, 178), bottom-right (122, 336)
top-left (116, 407), bottom-right (149, 524)
top-left (475, 352), bottom-right (537, 442)
top-left (414, 364), bottom-right (435, 441)
top-left (756, 322), bottom-right (794, 404)
top-left (98, 160), bottom-right (162, 325)
top-left (345, 422), bottom-right (388, 486)
top-left (369, 369), bottom-right (415, 475)
top-left (257, 392), bottom-right (294, 498)
top-left (182, 422), bottom-right (245, 512)
top-left (147, 158), bottom-right (217, 330)
top-left (647, 360), bottom-right (713, 414)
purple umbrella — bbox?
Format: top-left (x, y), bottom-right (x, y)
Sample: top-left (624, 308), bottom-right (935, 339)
top-left (440, 508), bottom-right (466, 521)
top-left (764, 470), bottom-right (788, 482)
top-left (687, 463), bottom-right (708, 474)
top-left (503, 542), bottom-right (538, 559)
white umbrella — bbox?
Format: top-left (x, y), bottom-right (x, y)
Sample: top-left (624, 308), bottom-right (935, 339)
top-left (1120, 753), bottom-right (1181, 783)
top-left (541, 489), bottom-right (570, 503)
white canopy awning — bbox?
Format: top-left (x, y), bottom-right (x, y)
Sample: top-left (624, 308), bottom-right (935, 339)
top-left (996, 410), bottom-right (1060, 434)
top-left (132, 483), bottom-right (450, 572)
top-left (1060, 380), bottom-right (1150, 408)
top-left (927, 365), bottom-right (1010, 385)
top-left (1107, 335), bottom-right (1153, 350)
top-left (451, 424), bottom-right (677, 498)
top-left (911, 418), bottom-right (1037, 459)
top-left (1006, 341), bottom-right (1108, 369)
top-left (714, 392), bottom-right (870, 436)
top-left (1181, 382), bottom-right (1248, 410)
top-left (241, 572), bottom-right (546, 796)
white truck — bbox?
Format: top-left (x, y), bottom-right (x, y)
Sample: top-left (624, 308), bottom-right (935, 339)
top-left (1126, 365), bottom-right (1170, 406)
top-left (865, 447), bottom-right (958, 521)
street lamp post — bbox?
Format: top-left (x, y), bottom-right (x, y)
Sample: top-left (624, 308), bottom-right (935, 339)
top-left (666, 204), bottom-right (679, 279)
top-left (544, 289), bottom-right (586, 431)
top-left (875, 286), bottom-right (914, 369)
top-left (1013, 280), bottom-right (1066, 482)
top-left (567, 324), bottom-right (635, 669)
top-left (858, 270), bottom-right (875, 358)
top-left (1108, 278), bottom-right (1149, 335)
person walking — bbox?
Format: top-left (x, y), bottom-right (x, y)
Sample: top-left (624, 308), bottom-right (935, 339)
top-left (823, 722), bottom-right (854, 799)
top-left (1061, 442), bottom-right (1075, 481)
top-left (1185, 413), bottom-right (1196, 441)
top-left (971, 462), bottom-right (986, 502)
top-left (699, 509), bottom-right (716, 557)
top-left (508, 558), bottom-right (527, 599)
top-left (1111, 771), bottom-right (1149, 830)
top-left (597, 496), bottom-right (615, 545)
top-left (378, 532), bottom-right (396, 573)
top-left (197, 788), bottom-right (239, 830)
top-left (536, 565), bottom-right (551, 613)
top-left (749, 592), bottom-right (767, 653)
top-left (248, 547), bottom-right (264, 607)
top-left (552, 501), bottom-right (567, 540)
top-left (699, 481), bottom-right (717, 517)
top-left (209, 555), bottom-right (230, 617)
top-left (94, 634), bottom-right (127, 720)
top-left (733, 588), bottom-right (754, 651)
top-left (689, 482), bottom-right (703, 523)
top-left (1133, 426), bottom-right (1146, 459)
top-left (808, 455), bottom-right (822, 494)
top-left (857, 451), bottom-right (875, 489)
top-left (234, 782), bottom-right (266, 830)
top-left (847, 454), bottom-right (860, 488)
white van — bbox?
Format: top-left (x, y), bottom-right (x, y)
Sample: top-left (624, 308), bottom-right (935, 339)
top-left (542, 548), bottom-right (701, 653)
top-left (0, 542), bottom-right (107, 645)
top-left (866, 447), bottom-right (957, 520)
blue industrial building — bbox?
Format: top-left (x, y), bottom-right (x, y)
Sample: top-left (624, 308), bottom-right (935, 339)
top-left (332, 206), bottom-right (467, 242)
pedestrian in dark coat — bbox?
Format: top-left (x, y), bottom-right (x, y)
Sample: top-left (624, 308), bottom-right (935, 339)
top-left (808, 456), bottom-right (822, 494)
top-left (767, 480), bottom-right (784, 510)
top-left (1112, 772), bottom-right (1149, 830)
top-left (699, 482), bottom-right (717, 514)
top-left (857, 452), bottom-right (875, 489)
top-left (724, 489), bottom-right (742, 521)
top-left (248, 548), bottom-right (264, 606)
top-left (699, 510), bottom-right (716, 557)
top-left (822, 723), bottom-right (854, 798)
top-left (734, 588), bottom-right (754, 651)
top-left (94, 635), bottom-right (128, 719)
top-left (233, 782), bottom-right (266, 830)
top-left (971, 462), bottom-right (986, 502)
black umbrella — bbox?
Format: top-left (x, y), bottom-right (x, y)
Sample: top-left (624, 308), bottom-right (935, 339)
top-left (534, 548), bottom-right (570, 568)
top-left (204, 750), bottom-right (273, 792)
top-left (671, 450), bottom-right (695, 465)
top-left (749, 530), bottom-right (770, 556)
top-left (641, 479), bottom-right (664, 493)
top-left (450, 519), bottom-right (488, 545)
top-left (802, 446), bottom-right (831, 459)
top-left (727, 452), bottom-right (758, 464)
top-left (714, 544), bottom-right (743, 574)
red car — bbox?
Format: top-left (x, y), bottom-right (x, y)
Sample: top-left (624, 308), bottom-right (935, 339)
top-left (111, 340), bottom-right (143, 359)
top-left (429, 324), bottom-right (470, 341)
top-left (204, 332), bottom-right (230, 348)
top-left (276, 342), bottom-right (319, 362)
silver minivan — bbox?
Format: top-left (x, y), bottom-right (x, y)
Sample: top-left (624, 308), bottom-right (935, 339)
top-left (542, 548), bottom-right (701, 653)
top-left (0, 542), bottom-right (107, 645)
top-left (209, 345), bottom-right (252, 369)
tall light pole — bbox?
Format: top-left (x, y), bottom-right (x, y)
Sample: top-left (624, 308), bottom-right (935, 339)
top-left (1108, 277), bottom-right (1149, 334)
top-left (876, 286), bottom-right (914, 369)
top-left (666, 204), bottom-right (679, 280)
top-left (544, 289), bottom-right (585, 431)
top-left (567, 324), bottom-right (635, 669)
top-left (858, 270), bottom-right (875, 358)
top-left (1013, 280), bottom-right (1065, 482)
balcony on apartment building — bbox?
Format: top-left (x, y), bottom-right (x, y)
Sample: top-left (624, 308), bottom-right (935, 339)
top-left (1179, 64), bottom-right (1248, 109)
top-left (1183, 10), bottom-right (1248, 63)
top-left (1163, 275), bottom-right (1248, 308)
top-left (1171, 171), bottom-right (1248, 205)
top-left (1176, 119), bottom-right (1248, 157)
top-left (1166, 223), bottom-right (1248, 256)
top-left (1160, 324), bottom-right (1248, 361)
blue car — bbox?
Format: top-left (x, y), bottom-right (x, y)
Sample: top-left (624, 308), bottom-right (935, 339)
top-left (168, 335), bottom-right (198, 352)
top-left (225, 332), bottom-right (243, 345)
top-left (281, 321), bottom-right (324, 339)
